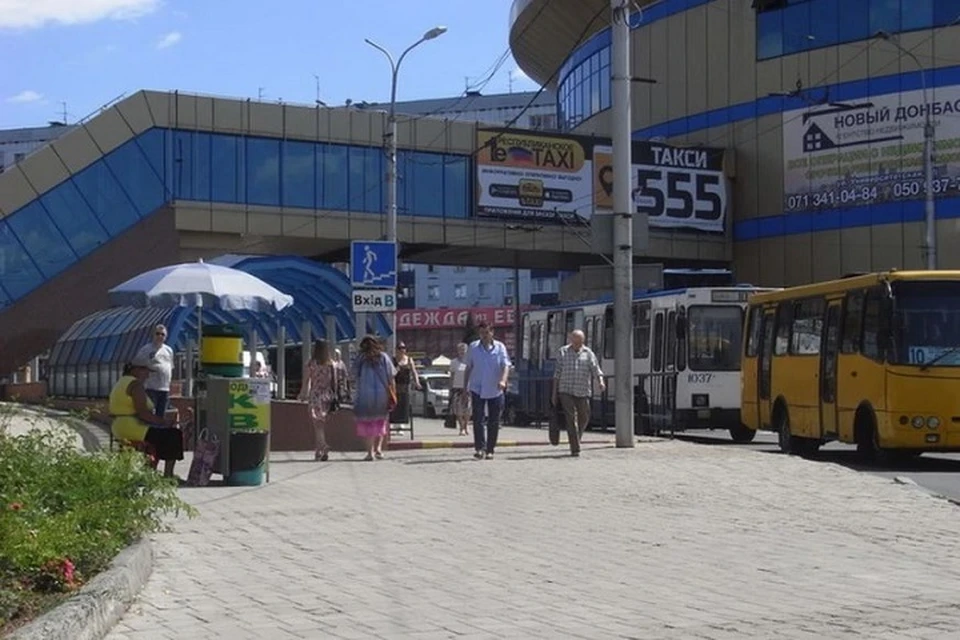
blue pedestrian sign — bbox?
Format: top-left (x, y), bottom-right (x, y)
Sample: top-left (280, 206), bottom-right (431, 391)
top-left (350, 240), bottom-right (397, 289)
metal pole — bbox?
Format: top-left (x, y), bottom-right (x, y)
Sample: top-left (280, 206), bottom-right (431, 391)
top-left (921, 78), bottom-right (936, 270)
top-left (277, 324), bottom-right (287, 399)
top-left (386, 77), bottom-right (399, 354)
top-left (611, 0), bottom-right (634, 448)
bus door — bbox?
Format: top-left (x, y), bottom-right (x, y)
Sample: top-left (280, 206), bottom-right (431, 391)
top-left (758, 309), bottom-right (776, 429)
top-left (819, 302), bottom-right (841, 438)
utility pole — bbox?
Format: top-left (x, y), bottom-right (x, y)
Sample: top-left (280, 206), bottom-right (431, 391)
top-left (366, 26), bottom-right (447, 353)
top-left (876, 30), bottom-right (936, 269)
top-left (258, 87), bottom-right (265, 102)
top-left (611, 0), bottom-right (634, 448)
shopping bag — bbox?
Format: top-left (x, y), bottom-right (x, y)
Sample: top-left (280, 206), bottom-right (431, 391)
top-left (548, 403), bottom-right (564, 446)
top-left (187, 428), bottom-right (220, 487)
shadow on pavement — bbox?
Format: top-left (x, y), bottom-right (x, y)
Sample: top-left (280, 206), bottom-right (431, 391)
top-left (756, 447), bottom-right (960, 474)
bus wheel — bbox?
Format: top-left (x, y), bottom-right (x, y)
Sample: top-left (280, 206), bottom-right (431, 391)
top-left (776, 408), bottom-right (796, 454)
top-left (729, 424), bottom-right (756, 443)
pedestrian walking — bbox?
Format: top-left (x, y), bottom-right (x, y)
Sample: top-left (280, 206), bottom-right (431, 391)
top-left (464, 322), bottom-right (511, 460)
top-left (390, 342), bottom-right (420, 430)
top-left (449, 342), bottom-right (471, 435)
top-left (134, 324), bottom-right (174, 418)
top-left (352, 335), bottom-right (397, 461)
top-left (298, 339), bottom-right (341, 462)
top-left (551, 329), bottom-right (605, 457)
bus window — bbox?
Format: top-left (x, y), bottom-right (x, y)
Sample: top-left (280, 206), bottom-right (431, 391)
top-left (531, 322), bottom-right (543, 364)
top-left (666, 310), bottom-right (676, 368)
top-left (547, 312), bottom-right (565, 358)
top-left (774, 302), bottom-right (793, 355)
top-left (633, 302), bottom-right (651, 358)
top-left (676, 309), bottom-right (687, 371)
top-left (745, 305), bottom-right (762, 357)
top-left (594, 316), bottom-right (604, 355)
top-left (688, 305), bottom-right (743, 371)
top-left (862, 289), bottom-right (885, 361)
top-left (521, 314), bottom-right (530, 360)
top-left (790, 298), bottom-right (825, 355)
top-left (603, 307), bottom-right (615, 359)
top-left (841, 291), bottom-right (864, 354)
top-left (652, 313), bottom-right (665, 372)
top-left (585, 317), bottom-right (594, 349)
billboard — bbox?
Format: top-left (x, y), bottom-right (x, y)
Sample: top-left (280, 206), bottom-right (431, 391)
top-left (592, 141), bottom-right (728, 233)
top-left (475, 128), bottom-right (594, 222)
top-left (782, 85), bottom-right (960, 213)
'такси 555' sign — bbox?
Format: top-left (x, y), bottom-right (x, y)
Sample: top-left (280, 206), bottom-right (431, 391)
top-left (593, 141), bottom-right (728, 233)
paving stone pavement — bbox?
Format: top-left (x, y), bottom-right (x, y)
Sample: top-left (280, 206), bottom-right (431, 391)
top-left (105, 439), bottom-right (960, 640)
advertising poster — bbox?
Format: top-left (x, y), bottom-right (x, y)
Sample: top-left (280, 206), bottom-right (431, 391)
top-left (593, 141), bottom-right (728, 233)
top-left (227, 379), bottom-right (271, 431)
top-left (475, 128), bottom-right (594, 222)
top-left (782, 85), bottom-right (960, 213)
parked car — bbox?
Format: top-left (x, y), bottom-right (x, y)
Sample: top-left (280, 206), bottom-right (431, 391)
top-left (410, 372), bottom-right (450, 419)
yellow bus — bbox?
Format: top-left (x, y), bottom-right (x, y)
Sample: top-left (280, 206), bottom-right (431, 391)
top-left (741, 270), bottom-right (960, 461)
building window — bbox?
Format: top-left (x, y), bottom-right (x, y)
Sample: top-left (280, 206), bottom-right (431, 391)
top-left (505, 281), bottom-right (515, 296)
top-left (427, 285), bottom-right (440, 301)
top-left (13, 153), bottom-right (26, 163)
top-left (478, 283), bottom-right (489, 298)
top-left (428, 265), bottom-right (436, 273)
top-left (454, 284), bottom-right (467, 299)
top-left (479, 266), bottom-right (491, 272)
top-left (454, 266), bottom-right (466, 273)
top-left (755, 0), bottom-right (950, 61)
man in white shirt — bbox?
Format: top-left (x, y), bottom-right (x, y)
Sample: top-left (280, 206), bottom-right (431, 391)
top-left (463, 323), bottom-right (511, 460)
top-left (135, 324), bottom-right (174, 417)
top-left (552, 329), bottom-right (605, 457)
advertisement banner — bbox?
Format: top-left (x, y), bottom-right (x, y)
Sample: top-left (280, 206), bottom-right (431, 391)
top-left (782, 86), bottom-right (960, 213)
top-left (592, 141), bottom-right (728, 233)
top-left (227, 379), bottom-right (271, 431)
top-left (397, 306), bottom-right (522, 330)
top-left (475, 128), bottom-right (594, 222)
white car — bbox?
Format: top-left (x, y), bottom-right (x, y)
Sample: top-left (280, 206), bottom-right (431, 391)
top-left (410, 372), bottom-right (450, 418)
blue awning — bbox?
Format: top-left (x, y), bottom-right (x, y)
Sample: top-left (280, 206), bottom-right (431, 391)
top-left (48, 255), bottom-right (389, 368)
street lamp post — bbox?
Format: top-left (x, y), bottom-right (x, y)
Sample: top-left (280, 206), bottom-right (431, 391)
top-left (876, 30), bottom-right (936, 270)
top-left (365, 27), bottom-right (447, 352)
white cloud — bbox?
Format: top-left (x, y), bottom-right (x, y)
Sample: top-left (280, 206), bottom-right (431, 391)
top-left (0, 0), bottom-right (160, 29)
top-left (7, 90), bottom-right (43, 103)
top-left (510, 67), bottom-right (536, 87)
top-left (156, 30), bottom-right (180, 49)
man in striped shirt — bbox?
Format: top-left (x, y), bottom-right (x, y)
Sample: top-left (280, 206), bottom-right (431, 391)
top-left (551, 329), bottom-right (605, 457)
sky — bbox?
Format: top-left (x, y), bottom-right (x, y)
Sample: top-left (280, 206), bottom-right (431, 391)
top-left (0, 0), bottom-right (539, 128)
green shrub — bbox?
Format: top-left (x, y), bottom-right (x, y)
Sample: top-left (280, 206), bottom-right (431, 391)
top-left (0, 408), bottom-right (196, 629)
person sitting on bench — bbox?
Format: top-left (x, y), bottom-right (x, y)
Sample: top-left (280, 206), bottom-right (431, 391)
top-left (109, 354), bottom-right (183, 478)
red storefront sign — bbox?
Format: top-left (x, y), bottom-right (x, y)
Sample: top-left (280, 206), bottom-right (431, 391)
top-left (396, 307), bottom-right (522, 330)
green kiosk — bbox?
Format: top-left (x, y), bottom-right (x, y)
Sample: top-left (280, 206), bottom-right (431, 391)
top-left (195, 324), bottom-right (271, 485)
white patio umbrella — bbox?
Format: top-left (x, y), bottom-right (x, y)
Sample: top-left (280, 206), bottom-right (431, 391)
top-left (107, 259), bottom-right (294, 312)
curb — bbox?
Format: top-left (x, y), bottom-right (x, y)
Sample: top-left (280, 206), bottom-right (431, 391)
top-left (388, 439), bottom-right (616, 451)
top-left (9, 539), bottom-right (154, 640)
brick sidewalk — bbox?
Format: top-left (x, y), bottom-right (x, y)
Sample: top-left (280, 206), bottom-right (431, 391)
top-left (106, 440), bottom-right (960, 639)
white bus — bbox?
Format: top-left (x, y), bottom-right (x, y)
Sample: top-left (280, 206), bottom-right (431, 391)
top-left (516, 286), bottom-right (777, 442)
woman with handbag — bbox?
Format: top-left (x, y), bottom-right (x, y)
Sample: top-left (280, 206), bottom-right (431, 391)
top-left (298, 339), bottom-right (340, 462)
top-left (352, 335), bottom-right (397, 461)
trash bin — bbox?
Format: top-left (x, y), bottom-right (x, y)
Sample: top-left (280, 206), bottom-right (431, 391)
top-left (201, 324), bottom-right (244, 377)
top-left (226, 431), bottom-right (268, 486)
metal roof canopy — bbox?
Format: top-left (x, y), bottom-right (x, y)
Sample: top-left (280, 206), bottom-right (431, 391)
top-left (48, 255), bottom-right (389, 368)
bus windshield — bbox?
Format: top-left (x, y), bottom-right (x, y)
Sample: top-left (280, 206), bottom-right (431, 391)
top-left (893, 281), bottom-right (960, 367)
top-left (687, 305), bottom-right (743, 371)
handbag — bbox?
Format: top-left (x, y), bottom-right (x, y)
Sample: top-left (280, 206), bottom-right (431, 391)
top-left (187, 428), bottom-right (220, 486)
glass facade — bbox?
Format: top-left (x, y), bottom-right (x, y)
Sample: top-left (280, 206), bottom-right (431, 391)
top-left (558, 43), bottom-right (611, 131)
top-left (757, 0), bottom-right (958, 60)
top-left (0, 127), bottom-right (471, 309)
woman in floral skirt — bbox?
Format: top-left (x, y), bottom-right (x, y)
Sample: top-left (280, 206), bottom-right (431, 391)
top-left (298, 339), bottom-right (341, 461)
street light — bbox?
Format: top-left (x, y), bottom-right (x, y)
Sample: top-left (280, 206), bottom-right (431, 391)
top-left (875, 30), bottom-right (936, 270)
top-left (365, 26), bottom-right (447, 351)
